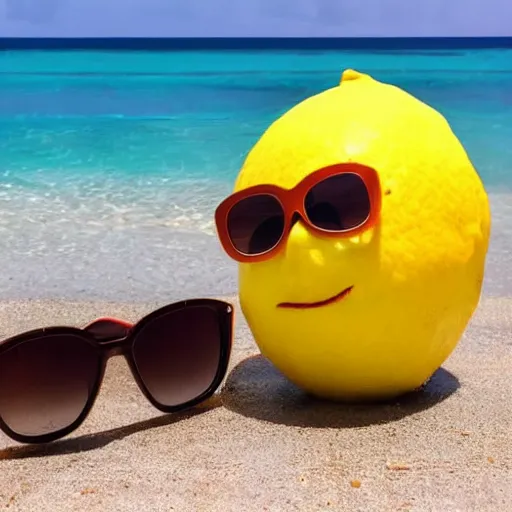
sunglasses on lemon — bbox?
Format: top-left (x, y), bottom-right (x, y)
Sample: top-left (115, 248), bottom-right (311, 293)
top-left (215, 162), bottom-right (382, 262)
top-left (0, 299), bottom-right (233, 444)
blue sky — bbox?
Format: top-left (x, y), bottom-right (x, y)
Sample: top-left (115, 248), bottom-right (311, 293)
top-left (0, 0), bottom-right (510, 38)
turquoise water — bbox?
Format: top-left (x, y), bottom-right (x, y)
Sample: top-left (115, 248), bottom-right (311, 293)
top-left (0, 47), bottom-right (511, 300)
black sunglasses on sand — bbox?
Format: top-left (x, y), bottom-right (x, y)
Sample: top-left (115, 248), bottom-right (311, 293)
top-left (0, 298), bottom-right (233, 445)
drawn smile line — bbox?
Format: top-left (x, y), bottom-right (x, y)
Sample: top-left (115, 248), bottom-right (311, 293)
top-left (277, 286), bottom-right (354, 309)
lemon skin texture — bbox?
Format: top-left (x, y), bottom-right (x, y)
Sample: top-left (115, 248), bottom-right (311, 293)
top-left (233, 69), bottom-right (491, 402)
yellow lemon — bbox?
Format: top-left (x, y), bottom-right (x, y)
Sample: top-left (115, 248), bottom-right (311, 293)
top-left (231, 69), bottom-right (491, 401)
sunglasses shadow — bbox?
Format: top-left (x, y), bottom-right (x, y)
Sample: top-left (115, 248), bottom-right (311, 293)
top-left (0, 395), bottom-right (221, 461)
top-left (221, 355), bottom-right (460, 428)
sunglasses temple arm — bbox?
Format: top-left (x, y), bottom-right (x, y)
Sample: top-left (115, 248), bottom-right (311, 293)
top-left (83, 317), bottom-right (134, 341)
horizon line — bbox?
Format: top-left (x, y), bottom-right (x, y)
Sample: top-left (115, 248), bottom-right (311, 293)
top-left (2, 36), bottom-right (512, 51)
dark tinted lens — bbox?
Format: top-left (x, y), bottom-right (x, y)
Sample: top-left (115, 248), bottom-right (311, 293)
top-left (132, 305), bottom-right (224, 407)
top-left (305, 173), bottom-right (371, 231)
top-left (0, 334), bottom-right (99, 438)
top-left (227, 194), bottom-right (285, 255)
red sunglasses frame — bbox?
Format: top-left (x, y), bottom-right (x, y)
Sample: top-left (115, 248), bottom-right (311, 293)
top-left (0, 298), bottom-right (233, 445)
top-left (215, 162), bottom-right (382, 263)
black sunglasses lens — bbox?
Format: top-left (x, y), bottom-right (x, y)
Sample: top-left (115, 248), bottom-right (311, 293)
top-left (304, 173), bottom-right (371, 231)
top-left (0, 334), bottom-right (99, 439)
top-left (227, 194), bottom-right (285, 255)
top-left (132, 305), bottom-right (226, 407)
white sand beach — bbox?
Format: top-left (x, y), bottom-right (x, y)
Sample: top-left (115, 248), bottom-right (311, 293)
top-left (0, 295), bottom-right (510, 511)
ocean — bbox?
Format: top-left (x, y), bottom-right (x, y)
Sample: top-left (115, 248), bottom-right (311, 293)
top-left (0, 39), bottom-right (511, 302)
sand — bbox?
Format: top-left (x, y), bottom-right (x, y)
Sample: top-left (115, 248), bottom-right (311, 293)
top-left (0, 295), bottom-right (511, 511)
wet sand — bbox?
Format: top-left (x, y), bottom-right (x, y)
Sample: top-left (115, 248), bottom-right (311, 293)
top-left (0, 296), bottom-right (511, 511)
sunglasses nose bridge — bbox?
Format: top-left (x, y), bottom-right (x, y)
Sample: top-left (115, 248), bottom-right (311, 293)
top-left (283, 211), bottom-right (318, 252)
top-left (99, 337), bottom-right (131, 360)
top-left (288, 210), bottom-right (309, 231)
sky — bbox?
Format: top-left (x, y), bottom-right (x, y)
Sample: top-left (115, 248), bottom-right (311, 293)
top-left (0, 0), bottom-right (510, 38)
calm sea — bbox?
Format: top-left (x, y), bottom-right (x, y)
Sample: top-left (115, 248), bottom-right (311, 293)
top-left (0, 39), bottom-right (511, 301)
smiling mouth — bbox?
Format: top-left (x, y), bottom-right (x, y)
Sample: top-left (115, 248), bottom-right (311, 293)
top-left (277, 286), bottom-right (354, 309)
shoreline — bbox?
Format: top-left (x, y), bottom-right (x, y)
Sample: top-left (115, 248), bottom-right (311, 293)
top-left (0, 192), bottom-right (509, 303)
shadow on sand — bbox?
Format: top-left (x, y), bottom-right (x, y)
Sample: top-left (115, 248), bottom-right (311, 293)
top-left (222, 355), bottom-right (460, 428)
top-left (1, 357), bottom-right (460, 459)
top-left (0, 395), bottom-right (221, 460)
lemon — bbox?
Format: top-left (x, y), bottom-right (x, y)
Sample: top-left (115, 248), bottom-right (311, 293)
top-left (232, 69), bottom-right (491, 401)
